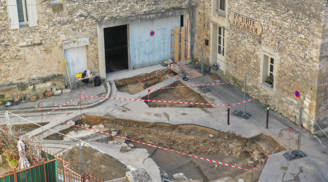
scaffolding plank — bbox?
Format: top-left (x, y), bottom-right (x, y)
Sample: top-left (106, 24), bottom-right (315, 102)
top-left (181, 26), bottom-right (185, 61)
top-left (174, 27), bottom-right (179, 62)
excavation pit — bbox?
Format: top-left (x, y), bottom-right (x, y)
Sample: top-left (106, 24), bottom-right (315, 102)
top-left (47, 115), bottom-right (285, 181)
top-left (115, 70), bottom-right (177, 95)
top-left (11, 123), bottom-right (49, 136)
top-left (143, 81), bottom-right (212, 108)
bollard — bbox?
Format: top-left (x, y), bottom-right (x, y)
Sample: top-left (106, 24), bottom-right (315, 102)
top-left (288, 128), bottom-right (291, 150)
top-left (266, 107), bottom-right (269, 129)
top-left (227, 106), bottom-right (230, 125)
top-left (148, 89), bottom-right (150, 107)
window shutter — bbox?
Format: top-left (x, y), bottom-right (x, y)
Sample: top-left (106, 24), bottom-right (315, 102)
top-left (7, 0), bottom-right (19, 29)
top-left (26, 0), bottom-right (38, 27)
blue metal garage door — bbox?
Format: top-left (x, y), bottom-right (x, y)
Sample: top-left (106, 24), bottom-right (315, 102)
top-left (129, 16), bottom-right (180, 69)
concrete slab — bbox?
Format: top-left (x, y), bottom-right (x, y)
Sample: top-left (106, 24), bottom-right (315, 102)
top-left (89, 142), bottom-right (161, 182)
top-left (106, 64), bottom-right (165, 81)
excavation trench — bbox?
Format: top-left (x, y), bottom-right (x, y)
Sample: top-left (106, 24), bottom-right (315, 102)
top-left (143, 81), bottom-right (212, 108)
top-left (115, 70), bottom-right (177, 95)
top-left (47, 115), bottom-right (285, 181)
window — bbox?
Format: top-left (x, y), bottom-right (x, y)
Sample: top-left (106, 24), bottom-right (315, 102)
top-left (214, 0), bottom-right (225, 12)
top-left (52, 0), bottom-right (60, 5)
top-left (17, 0), bottom-right (28, 25)
top-left (219, 0), bottom-right (225, 11)
top-left (262, 55), bottom-right (275, 88)
top-left (7, 0), bottom-right (38, 29)
top-left (218, 27), bottom-right (225, 56)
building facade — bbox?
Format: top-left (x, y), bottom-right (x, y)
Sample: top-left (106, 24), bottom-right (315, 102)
top-left (195, 0), bottom-right (328, 132)
top-left (0, 0), bottom-right (196, 101)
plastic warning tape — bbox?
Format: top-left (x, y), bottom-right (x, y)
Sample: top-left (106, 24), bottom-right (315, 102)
top-left (229, 99), bottom-right (254, 107)
top-left (140, 60), bottom-right (183, 82)
top-left (138, 79), bottom-right (147, 89)
top-left (42, 97), bottom-right (79, 116)
top-left (252, 126), bottom-right (302, 170)
top-left (148, 82), bottom-right (229, 91)
top-left (42, 115), bottom-right (250, 171)
top-left (82, 95), bottom-right (229, 107)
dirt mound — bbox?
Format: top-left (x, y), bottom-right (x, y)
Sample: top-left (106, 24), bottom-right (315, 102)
top-left (143, 81), bottom-right (212, 108)
top-left (115, 70), bottom-right (177, 94)
top-left (62, 146), bottom-right (128, 181)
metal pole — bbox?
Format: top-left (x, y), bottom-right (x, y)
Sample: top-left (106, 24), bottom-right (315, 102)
top-left (298, 107), bottom-right (303, 152)
top-left (201, 49), bottom-right (204, 83)
top-left (227, 106), bottom-right (230, 125)
top-left (266, 107), bottom-right (269, 129)
top-left (289, 128), bottom-right (291, 150)
top-left (79, 93), bottom-right (82, 120)
top-left (243, 74), bottom-right (246, 114)
top-left (79, 140), bottom-right (85, 174)
top-left (148, 89), bottom-right (150, 107)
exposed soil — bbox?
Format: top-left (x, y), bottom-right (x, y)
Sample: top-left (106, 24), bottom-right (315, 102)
top-left (115, 70), bottom-right (177, 94)
top-left (45, 115), bottom-right (106, 140)
top-left (143, 81), bottom-right (212, 108)
top-left (12, 123), bottom-right (49, 136)
top-left (62, 146), bottom-right (128, 181)
top-left (60, 115), bottom-right (285, 181)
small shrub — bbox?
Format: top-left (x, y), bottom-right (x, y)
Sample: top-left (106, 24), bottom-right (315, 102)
top-left (9, 159), bottom-right (18, 167)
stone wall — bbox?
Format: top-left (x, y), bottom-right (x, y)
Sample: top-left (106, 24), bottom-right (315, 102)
top-left (0, 0), bottom-right (196, 101)
top-left (193, 0), bottom-right (211, 64)
top-left (195, 0), bottom-right (327, 132)
top-left (317, 4), bottom-right (328, 129)
top-left (0, 74), bottom-right (65, 103)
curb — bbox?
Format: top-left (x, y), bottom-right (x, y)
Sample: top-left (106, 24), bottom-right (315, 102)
top-left (1, 82), bottom-right (111, 115)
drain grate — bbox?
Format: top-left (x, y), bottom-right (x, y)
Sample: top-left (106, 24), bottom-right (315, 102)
top-left (232, 110), bottom-right (251, 119)
top-left (283, 150), bottom-right (306, 161)
top-left (199, 86), bottom-right (211, 92)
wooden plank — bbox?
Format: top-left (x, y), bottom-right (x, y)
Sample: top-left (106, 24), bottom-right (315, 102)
top-left (187, 19), bottom-right (189, 58)
top-left (174, 27), bottom-right (180, 62)
top-left (181, 26), bottom-right (185, 61)
top-left (179, 64), bottom-right (202, 78)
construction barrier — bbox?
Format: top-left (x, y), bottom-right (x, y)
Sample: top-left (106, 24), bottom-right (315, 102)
top-left (42, 115), bottom-right (251, 171)
top-left (148, 82), bottom-right (229, 91)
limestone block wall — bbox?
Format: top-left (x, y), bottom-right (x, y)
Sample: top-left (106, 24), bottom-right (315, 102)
top-left (194, 0), bottom-right (211, 64)
top-left (0, 0), bottom-right (196, 101)
top-left (225, 0), bottom-right (325, 132)
top-left (194, 0), bottom-right (327, 132)
top-left (316, 5), bottom-right (328, 129)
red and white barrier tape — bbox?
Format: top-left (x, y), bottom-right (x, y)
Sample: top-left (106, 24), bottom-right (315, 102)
top-left (229, 99), bottom-right (254, 107)
top-left (82, 95), bottom-right (229, 107)
top-left (148, 82), bottom-right (229, 91)
top-left (253, 126), bottom-right (302, 170)
top-left (138, 79), bottom-right (147, 89)
top-left (42, 97), bottom-right (79, 116)
top-left (140, 60), bottom-right (183, 82)
top-left (43, 115), bottom-right (250, 171)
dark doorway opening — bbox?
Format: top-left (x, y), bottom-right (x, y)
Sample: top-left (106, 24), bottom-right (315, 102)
top-left (104, 25), bottom-right (128, 73)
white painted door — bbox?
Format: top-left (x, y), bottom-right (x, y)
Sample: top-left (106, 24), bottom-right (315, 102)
top-left (64, 46), bottom-right (88, 84)
top-left (129, 16), bottom-right (180, 69)
top-left (217, 27), bottom-right (225, 62)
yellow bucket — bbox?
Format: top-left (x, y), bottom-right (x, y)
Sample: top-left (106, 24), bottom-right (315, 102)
top-left (76, 72), bottom-right (82, 78)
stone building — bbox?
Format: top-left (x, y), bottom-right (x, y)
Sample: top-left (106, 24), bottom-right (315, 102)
top-left (195, 0), bottom-right (328, 132)
top-left (0, 0), bottom-right (196, 101)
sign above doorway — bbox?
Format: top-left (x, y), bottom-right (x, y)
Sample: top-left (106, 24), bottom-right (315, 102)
top-left (228, 12), bottom-right (263, 35)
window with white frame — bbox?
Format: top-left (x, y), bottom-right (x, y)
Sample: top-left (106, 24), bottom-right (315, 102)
top-left (218, 27), bottom-right (225, 56)
top-left (7, 0), bottom-right (38, 29)
top-left (52, 0), bottom-right (60, 5)
top-left (214, 0), bottom-right (225, 13)
top-left (262, 55), bottom-right (275, 88)
top-left (17, 0), bottom-right (28, 25)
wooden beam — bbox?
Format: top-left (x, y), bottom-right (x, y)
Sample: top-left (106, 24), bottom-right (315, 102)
top-left (181, 26), bottom-right (185, 61)
top-left (174, 27), bottom-right (179, 62)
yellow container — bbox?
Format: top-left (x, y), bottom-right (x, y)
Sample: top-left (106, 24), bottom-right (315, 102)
top-left (76, 72), bottom-right (82, 78)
